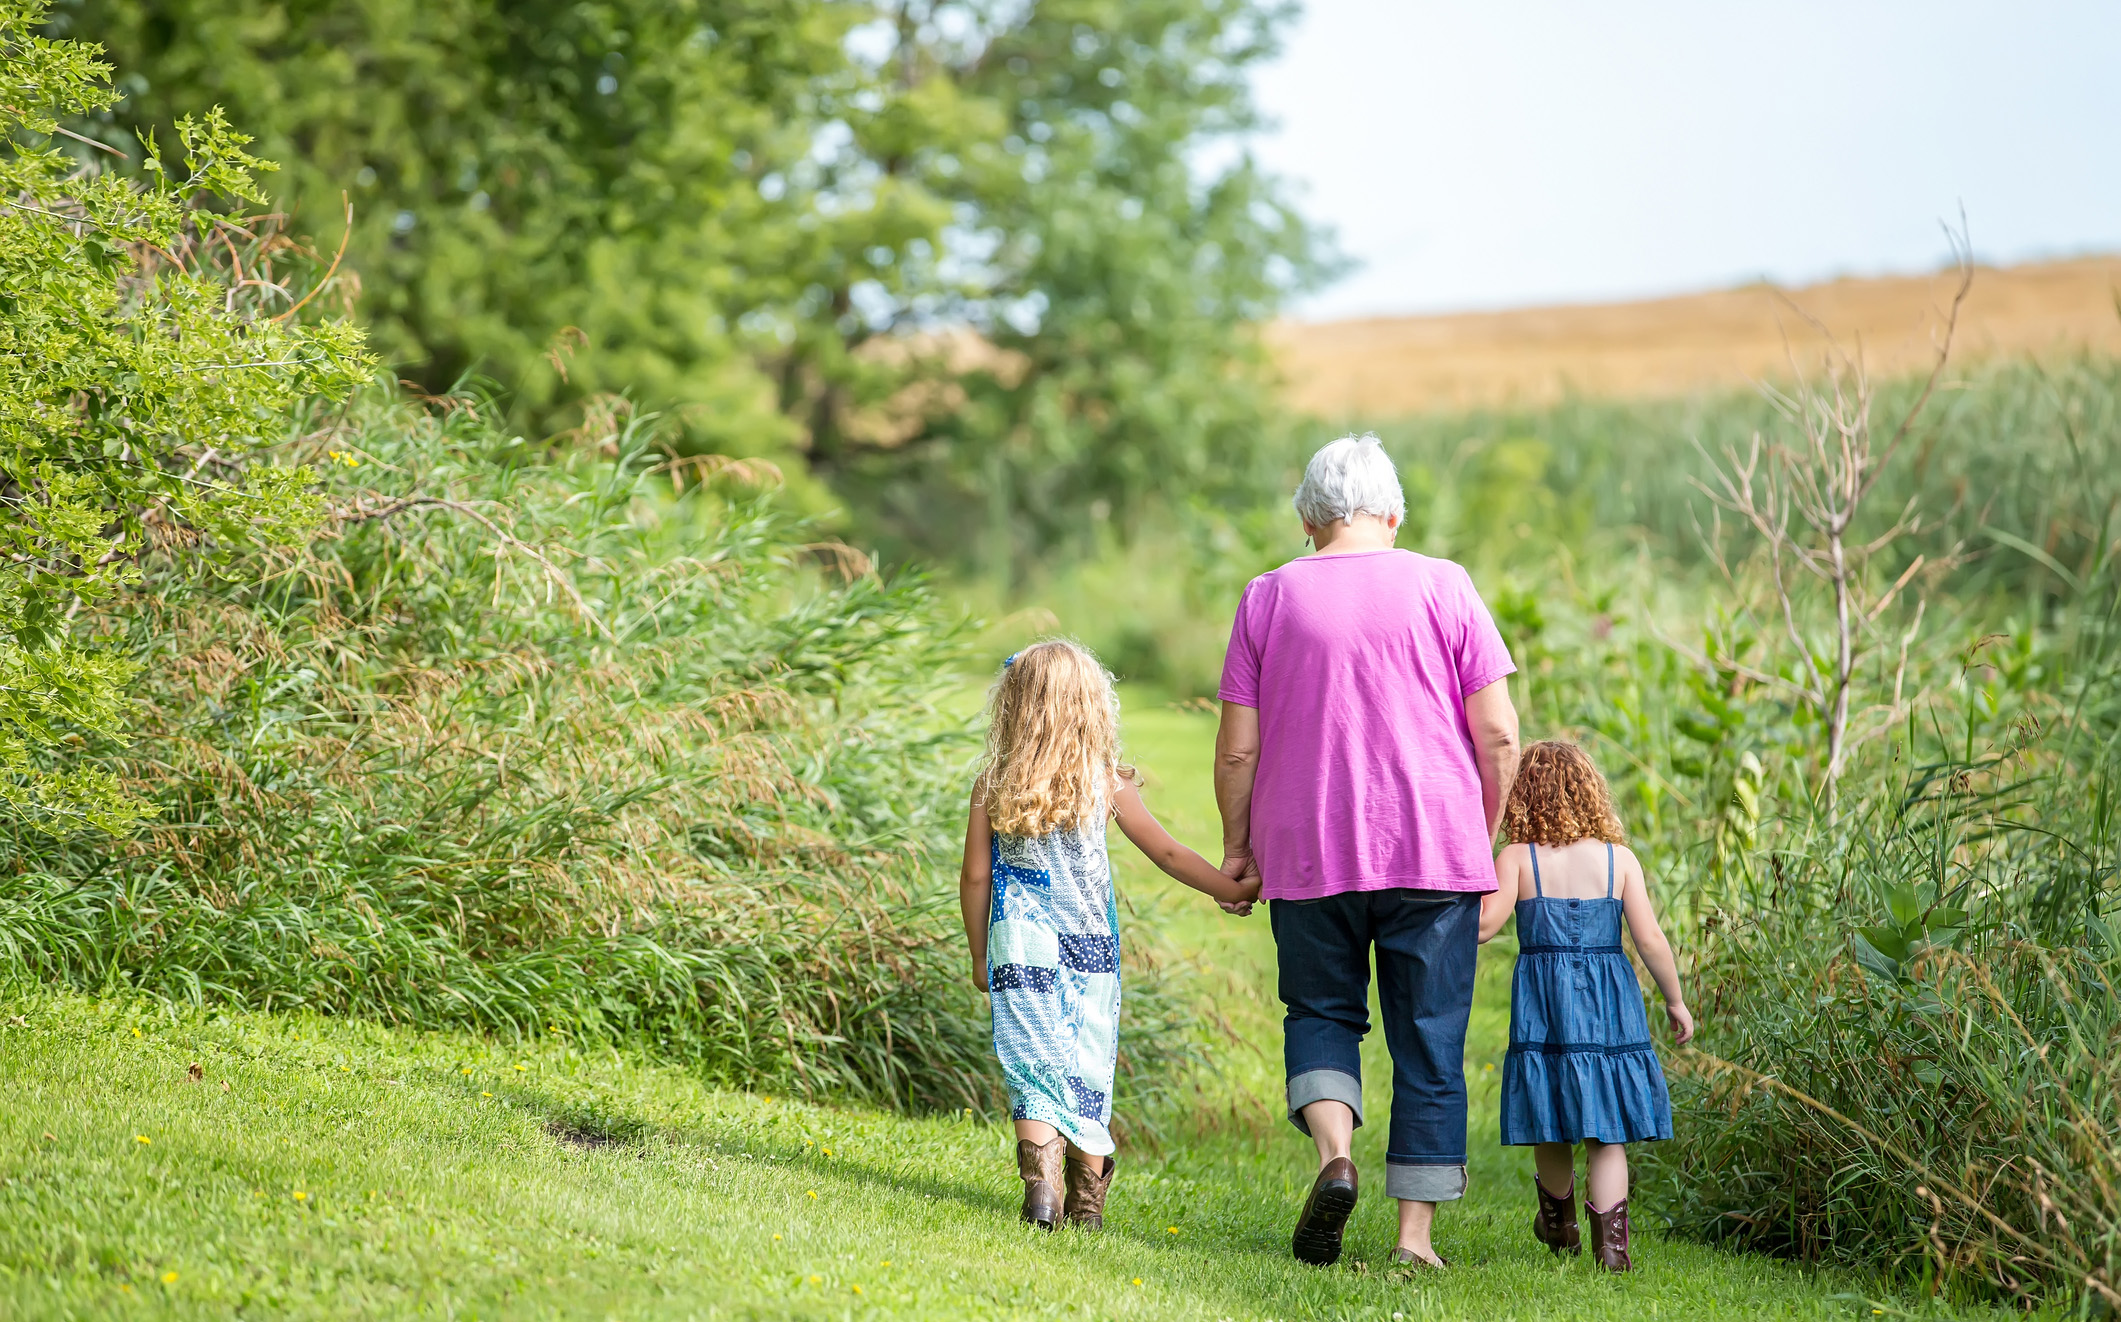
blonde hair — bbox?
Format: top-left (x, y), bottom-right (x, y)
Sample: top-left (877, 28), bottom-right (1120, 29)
top-left (1503, 740), bottom-right (1627, 846)
top-left (979, 639), bottom-right (1135, 837)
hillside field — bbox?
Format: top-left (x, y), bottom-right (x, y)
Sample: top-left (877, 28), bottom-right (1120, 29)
top-left (1269, 255), bottom-right (2121, 417)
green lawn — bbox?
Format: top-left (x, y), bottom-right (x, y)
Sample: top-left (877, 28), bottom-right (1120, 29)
top-left (0, 695), bottom-right (1982, 1319)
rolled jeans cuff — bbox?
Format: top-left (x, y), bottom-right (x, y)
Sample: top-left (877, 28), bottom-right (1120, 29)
top-left (1386, 1162), bottom-right (1468, 1202)
top-left (1286, 1067), bottom-right (1363, 1135)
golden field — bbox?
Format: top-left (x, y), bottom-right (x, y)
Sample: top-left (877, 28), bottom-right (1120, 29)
top-left (1269, 255), bottom-right (2121, 418)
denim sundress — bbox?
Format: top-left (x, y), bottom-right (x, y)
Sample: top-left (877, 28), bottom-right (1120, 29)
top-left (1499, 843), bottom-right (1673, 1146)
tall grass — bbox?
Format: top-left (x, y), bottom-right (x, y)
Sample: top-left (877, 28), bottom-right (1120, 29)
top-left (1643, 645), bottom-right (2121, 1307)
top-left (1030, 356), bottom-right (2121, 698)
top-left (0, 391), bottom-right (1209, 1115)
top-left (1597, 357), bottom-right (2121, 1310)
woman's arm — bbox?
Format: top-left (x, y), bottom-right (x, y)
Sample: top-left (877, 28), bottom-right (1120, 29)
top-left (1479, 845), bottom-right (1523, 943)
top-left (1464, 678), bottom-right (1521, 841)
top-left (1618, 848), bottom-right (1694, 1044)
top-left (1114, 780), bottom-right (1262, 906)
top-left (1213, 701), bottom-right (1262, 884)
top-left (959, 791), bottom-right (994, 993)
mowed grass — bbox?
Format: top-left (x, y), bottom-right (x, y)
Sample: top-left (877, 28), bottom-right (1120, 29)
top-left (0, 695), bottom-right (1988, 1319)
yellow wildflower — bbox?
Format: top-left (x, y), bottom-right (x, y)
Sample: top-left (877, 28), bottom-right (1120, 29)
top-left (135, 1135), bottom-right (150, 1145)
top-left (293, 1191), bottom-right (307, 1201)
top-left (161, 1271), bottom-right (178, 1284)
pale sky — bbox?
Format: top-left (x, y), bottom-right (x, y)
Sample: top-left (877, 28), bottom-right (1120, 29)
top-left (1248, 1), bottom-right (2121, 320)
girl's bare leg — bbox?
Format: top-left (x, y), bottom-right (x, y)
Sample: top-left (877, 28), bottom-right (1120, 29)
top-left (1584, 1138), bottom-right (1629, 1209)
top-left (1532, 1142), bottom-right (1576, 1197)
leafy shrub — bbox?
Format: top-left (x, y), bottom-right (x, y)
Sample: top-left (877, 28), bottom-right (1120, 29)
top-left (0, 392), bottom-right (1005, 1106)
top-left (1, 0), bottom-right (370, 831)
top-left (1622, 356), bottom-right (2121, 1309)
top-left (1646, 718), bottom-right (2120, 1308)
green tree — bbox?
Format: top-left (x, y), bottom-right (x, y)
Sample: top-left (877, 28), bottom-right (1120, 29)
top-left (813, 1), bottom-right (1337, 576)
top-left (1, 0), bottom-right (372, 832)
top-left (58, 0), bottom-right (1332, 573)
top-left (51, 0), bottom-right (936, 468)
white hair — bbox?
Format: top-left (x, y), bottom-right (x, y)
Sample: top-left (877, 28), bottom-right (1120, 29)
top-left (1291, 433), bottom-right (1406, 529)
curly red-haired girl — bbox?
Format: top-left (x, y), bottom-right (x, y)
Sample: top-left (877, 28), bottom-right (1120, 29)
top-left (1479, 740), bottom-right (1695, 1273)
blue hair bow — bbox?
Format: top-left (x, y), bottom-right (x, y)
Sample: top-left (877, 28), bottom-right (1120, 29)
top-left (1003, 652), bottom-right (1019, 668)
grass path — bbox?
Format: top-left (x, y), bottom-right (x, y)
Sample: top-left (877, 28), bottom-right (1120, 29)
top-left (0, 698), bottom-right (1974, 1319)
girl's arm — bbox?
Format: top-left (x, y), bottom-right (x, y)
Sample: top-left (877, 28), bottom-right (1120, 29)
top-left (959, 791), bottom-right (994, 993)
top-left (1112, 780), bottom-right (1262, 906)
top-left (1617, 847), bottom-right (1695, 1044)
top-left (1479, 845), bottom-right (1524, 943)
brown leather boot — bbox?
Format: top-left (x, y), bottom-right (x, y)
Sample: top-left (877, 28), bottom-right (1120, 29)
top-left (1586, 1197), bottom-right (1632, 1272)
top-left (1533, 1177), bottom-right (1581, 1255)
top-left (1064, 1151), bottom-right (1117, 1230)
top-left (1016, 1136), bottom-right (1065, 1230)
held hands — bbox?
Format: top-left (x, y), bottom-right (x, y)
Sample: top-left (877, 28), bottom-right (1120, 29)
top-left (1217, 852), bottom-right (1261, 916)
top-left (1666, 1000), bottom-right (1695, 1046)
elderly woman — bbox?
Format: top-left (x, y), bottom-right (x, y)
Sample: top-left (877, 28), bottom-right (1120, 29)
top-left (1214, 435), bottom-right (1521, 1270)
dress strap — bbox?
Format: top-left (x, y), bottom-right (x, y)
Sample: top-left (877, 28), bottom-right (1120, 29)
top-left (1605, 843), bottom-right (1616, 899)
top-left (1529, 843), bottom-right (1543, 898)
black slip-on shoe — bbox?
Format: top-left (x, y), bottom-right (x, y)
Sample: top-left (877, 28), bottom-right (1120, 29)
top-left (1291, 1157), bottom-right (1359, 1266)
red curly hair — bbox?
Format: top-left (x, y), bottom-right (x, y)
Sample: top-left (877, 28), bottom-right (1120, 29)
top-left (1503, 740), bottom-right (1627, 846)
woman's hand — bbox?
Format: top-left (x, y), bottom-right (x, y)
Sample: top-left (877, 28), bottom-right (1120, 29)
top-left (1666, 1001), bottom-right (1695, 1046)
top-left (1217, 851), bottom-right (1260, 916)
top-left (973, 962), bottom-right (990, 994)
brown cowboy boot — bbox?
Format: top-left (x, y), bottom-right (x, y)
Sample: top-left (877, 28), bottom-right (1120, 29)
top-left (1532, 1177), bottom-right (1581, 1255)
top-left (1064, 1151), bottom-right (1117, 1230)
top-left (1016, 1136), bottom-right (1065, 1230)
top-left (1586, 1197), bottom-right (1633, 1272)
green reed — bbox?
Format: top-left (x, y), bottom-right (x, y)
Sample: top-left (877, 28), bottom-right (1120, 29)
top-left (0, 388), bottom-right (1203, 1116)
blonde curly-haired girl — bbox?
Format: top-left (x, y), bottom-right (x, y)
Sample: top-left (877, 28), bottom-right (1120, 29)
top-left (960, 639), bottom-right (1258, 1232)
top-left (1478, 740), bottom-right (1695, 1273)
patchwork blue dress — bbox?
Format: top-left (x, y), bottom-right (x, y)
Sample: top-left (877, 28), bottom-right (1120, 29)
top-left (1499, 843), bottom-right (1673, 1146)
top-left (987, 812), bottom-right (1121, 1156)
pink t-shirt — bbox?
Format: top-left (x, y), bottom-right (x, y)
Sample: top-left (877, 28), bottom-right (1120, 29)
top-left (1217, 549), bottom-right (1515, 900)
